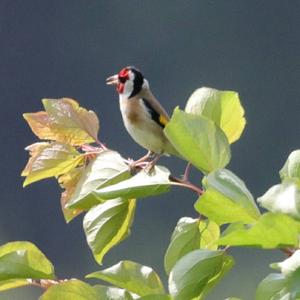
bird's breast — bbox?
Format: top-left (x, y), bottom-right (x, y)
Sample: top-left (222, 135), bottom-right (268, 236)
top-left (119, 98), bottom-right (142, 124)
top-left (119, 97), bottom-right (168, 154)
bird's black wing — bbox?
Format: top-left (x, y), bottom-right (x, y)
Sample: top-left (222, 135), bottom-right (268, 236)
top-left (142, 98), bottom-right (168, 128)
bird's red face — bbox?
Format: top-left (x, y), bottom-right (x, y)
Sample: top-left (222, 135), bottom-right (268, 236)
top-left (117, 68), bottom-right (130, 94)
top-left (106, 66), bottom-right (144, 98)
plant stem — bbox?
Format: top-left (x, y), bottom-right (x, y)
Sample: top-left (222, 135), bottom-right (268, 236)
top-left (169, 175), bottom-right (204, 196)
top-left (81, 144), bottom-right (101, 152)
top-left (281, 248), bottom-right (295, 257)
top-left (28, 279), bottom-right (73, 290)
top-left (183, 162), bottom-right (192, 181)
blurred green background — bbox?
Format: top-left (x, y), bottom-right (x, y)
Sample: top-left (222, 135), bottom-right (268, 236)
top-left (0, 1), bottom-right (299, 299)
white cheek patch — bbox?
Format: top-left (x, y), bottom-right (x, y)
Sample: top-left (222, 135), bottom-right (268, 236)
top-left (122, 80), bottom-right (134, 98)
top-left (128, 71), bottom-right (135, 81)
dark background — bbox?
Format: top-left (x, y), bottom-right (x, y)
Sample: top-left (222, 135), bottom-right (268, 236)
top-left (1, 1), bottom-right (300, 299)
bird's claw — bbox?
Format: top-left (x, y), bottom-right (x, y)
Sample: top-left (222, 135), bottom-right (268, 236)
top-left (144, 161), bottom-right (156, 174)
top-left (126, 158), bottom-right (138, 175)
top-left (125, 152), bottom-right (161, 175)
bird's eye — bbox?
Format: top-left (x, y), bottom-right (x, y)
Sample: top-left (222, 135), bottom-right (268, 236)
top-left (119, 76), bottom-right (127, 83)
top-left (118, 68), bottom-right (129, 83)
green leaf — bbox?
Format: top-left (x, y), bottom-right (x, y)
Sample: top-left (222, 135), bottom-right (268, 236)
top-left (87, 260), bottom-right (165, 296)
top-left (168, 249), bottom-right (234, 300)
top-left (280, 150), bottom-right (300, 183)
top-left (21, 142), bottom-right (84, 187)
top-left (185, 87), bottom-right (246, 143)
top-left (199, 219), bottom-right (220, 250)
top-left (0, 241), bottom-right (55, 279)
top-left (164, 108), bottom-right (230, 174)
top-left (258, 181), bottom-right (300, 220)
top-left (0, 279), bottom-right (31, 292)
top-left (195, 169), bottom-right (260, 224)
top-left (83, 198), bottom-right (136, 264)
top-left (94, 166), bottom-right (171, 200)
top-left (255, 273), bottom-right (292, 300)
top-left (164, 218), bottom-right (220, 274)
top-left (257, 255), bottom-right (300, 299)
top-left (139, 295), bottom-right (171, 300)
top-left (68, 151), bottom-right (130, 210)
top-left (0, 241), bottom-right (54, 291)
top-left (286, 270), bottom-right (300, 299)
top-left (40, 280), bottom-right (99, 300)
top-left (24, 98), bottom-right (99, 146)
top-left (164, 218), bottom-right (200, 275)
top-left (93, 285), bottom-right (135, 300)
top-left (221, 222), bottom-right (245, 236)
top-left (218, 213), bottom-right (300, 248)
top-left (273, 250), bottom-right (300, 276)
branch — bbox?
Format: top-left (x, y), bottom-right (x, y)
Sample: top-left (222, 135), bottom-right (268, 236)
top-left (169, 175), bottom-right (204, 196)
top-left (28, 278), bottom-right (75, 290)
top-left (281, 247), bottom-right (295, 257)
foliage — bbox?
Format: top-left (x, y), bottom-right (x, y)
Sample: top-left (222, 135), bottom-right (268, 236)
top-left (0, 87), bottom-right (297, 299)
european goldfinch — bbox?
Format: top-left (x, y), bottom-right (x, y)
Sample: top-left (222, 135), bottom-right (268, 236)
top-left (106, 66), bottom-right (179, 162)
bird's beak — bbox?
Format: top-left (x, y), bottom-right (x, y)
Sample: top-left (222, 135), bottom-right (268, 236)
top-left (106, 74), bottom-right (119, 86)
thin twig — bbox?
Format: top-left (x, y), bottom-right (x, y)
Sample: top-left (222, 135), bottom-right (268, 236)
top-left (222, 245), bottom-right (231, 252)
top-left (281, 248), bottom-right (295, 257)
top-left (28, 278), bottom-right (74, 290)
top-left (183, 162), bottom-right (192, 181)
top-left (169, 175), bottom-right (204, 196)
top-left (81, 144), bottom-right (101, 152)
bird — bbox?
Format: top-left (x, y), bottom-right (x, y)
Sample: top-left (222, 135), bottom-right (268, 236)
top-left (106, 66), bottom-right (180, 166)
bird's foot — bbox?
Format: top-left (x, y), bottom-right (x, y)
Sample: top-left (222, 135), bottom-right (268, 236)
top-left (82, 144), bottom-right (103, 163)
top-left (125, 152), bottom-right (161, 175)
top-left (144, 154), bottom-right (162, 174)
top-left (125, 151), bottom-right (154, 174)
top-left (126, 158), bottom-right (139, 175)
top-left (135, 151), bottom-right (155, 164)
top-left (96, 140), bottom-right (108, 150)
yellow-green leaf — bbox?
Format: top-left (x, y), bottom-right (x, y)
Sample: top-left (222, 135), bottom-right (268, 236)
top-left (40, 280), bottom-right (100, 300)
top-left (0, 279), bottom-right (30, 292)
top-left (23, 98), bottom-right (99, 146)
top-left (0, 241), bottom-right (55, 291)
top-left (164, 108), bottom-right (231, 174)
top-left (255, 273), bottom-right (288, 300)
top-left (58, 167), bottom-right (85, 223)
top-left (164, 218), bottom-right (201, 275)
top-left (93, 285), bottom-right (135, 300)
top-left (199, 219), bottom-right (220, 250)
top-left (68, 150), bottom-right (131, 210)
top-left (94, 165), bottom-right (171, 200)
top-left (87, 260), bottom-right (165, 296)
top-left (185, 87), bottom-right (246, 143)
top-left (83, 198), bottom-right (136, 264)
top-left (168, 250), bottom-right (234, 300)
top-left (164, 217), bottom-right (220, 275)
top-left (279, 150), bottom-right (300, 183)
top-left (257, 181), bottom-right (300, 221)
top-left (218, 213), bottom-right (300, 248)
top-left (22, 142), bottom-right (84, 187)
top-left (195, 169), bottom-right (260, 224)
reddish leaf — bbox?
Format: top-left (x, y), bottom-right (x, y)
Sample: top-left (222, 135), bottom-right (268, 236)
top-left (23, 98), bottom-right (99, 146)
top-left (58, 167), bottom-right (85, 223)
top-left (22, 142), bottom-right (84, 187)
